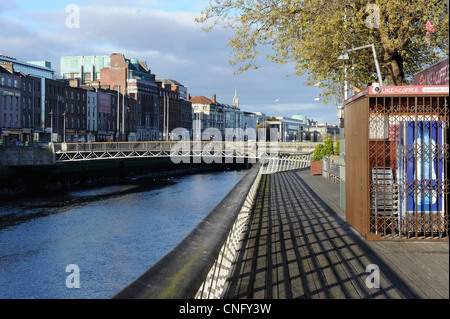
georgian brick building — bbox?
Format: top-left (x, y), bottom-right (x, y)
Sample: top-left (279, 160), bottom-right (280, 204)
top-left (100, 54), bottom-right (159, 141)
top-left (0, 64), bottom-right (22, 143)
top-left (157, 81), bottom-right (182, 140)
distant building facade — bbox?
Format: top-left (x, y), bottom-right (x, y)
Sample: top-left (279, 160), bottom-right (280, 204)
top-left (1, 54), bottom-right (54, 142)
top-left (3, 53), bottom-right (339, 146)
top-left (188, 92), bottom-right (256, 141)
top-left (61, 53), bottom-right (159, 141)
top-left (0, 64), bottom-right (22, 143)
top-left (60, 55), bottom-right (111, 84)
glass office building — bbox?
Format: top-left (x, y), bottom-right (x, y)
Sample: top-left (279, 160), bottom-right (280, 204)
top-left (60, 55), bottom-right (111, 83)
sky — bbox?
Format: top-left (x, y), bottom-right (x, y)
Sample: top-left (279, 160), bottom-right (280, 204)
top-left (0, 0), bottom-right (340, 124)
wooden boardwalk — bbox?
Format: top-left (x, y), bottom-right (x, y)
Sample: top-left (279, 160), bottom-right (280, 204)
top-left (224, 169), bottom-right (449, 299)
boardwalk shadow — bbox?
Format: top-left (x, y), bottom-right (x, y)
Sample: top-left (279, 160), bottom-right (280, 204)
top-left (224, 169), bottom-right (421, 299)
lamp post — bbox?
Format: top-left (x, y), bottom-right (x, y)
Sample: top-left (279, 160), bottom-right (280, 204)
top-left (117, 85), bottom-right (120, 141)
top-left (49, 110), bottom-right (53, 142)
top-left (338, 44), bottom-right (383, 88)
top-left (122, 90), bottom-right (125, 141)
top-left (63, 111), bottom-right (66, 143)
top-left (163, 91), bottom-right (166, 141)
top-left (166, 92), bottom-right (170, 141)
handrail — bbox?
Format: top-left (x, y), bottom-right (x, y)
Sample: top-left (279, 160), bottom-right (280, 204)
top-left (112, 163), bottom-right (262, 299)
top-left (52, 141), bottom-right (318, 153)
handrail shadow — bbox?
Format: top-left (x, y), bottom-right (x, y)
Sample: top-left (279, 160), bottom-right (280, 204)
top-left (224, 169), bottom-right (425, 299)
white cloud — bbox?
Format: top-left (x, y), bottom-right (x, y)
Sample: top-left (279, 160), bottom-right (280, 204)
top-left (0, 1), bottom-right (340, 124)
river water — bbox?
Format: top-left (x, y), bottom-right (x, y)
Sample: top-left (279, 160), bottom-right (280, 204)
top-left (0, 169), bottom-right (248, 299)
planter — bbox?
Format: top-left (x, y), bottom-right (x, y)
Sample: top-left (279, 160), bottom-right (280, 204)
top-left (310, 161), bottom-right (323, 175)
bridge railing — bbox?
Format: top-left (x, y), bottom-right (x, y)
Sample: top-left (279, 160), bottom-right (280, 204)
top-left (112, 162), bottom-right (263, 299)
top-left (52, 141), bottom-right (317, 162)
top-left (261, 154), bottom-right (312, 174)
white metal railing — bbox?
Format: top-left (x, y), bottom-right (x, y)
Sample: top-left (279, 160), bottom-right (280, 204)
top-left (260, 154), bottom-right (312, 174)
top-left (51, 141), bottom-right (315, 162)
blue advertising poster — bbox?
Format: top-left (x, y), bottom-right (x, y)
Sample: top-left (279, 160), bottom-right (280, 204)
top-left (407, 120), bottom-right (444, 213)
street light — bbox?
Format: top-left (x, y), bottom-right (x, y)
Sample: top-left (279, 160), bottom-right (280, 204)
top-left (63, 111), bottom-right (66, 143)
top-left (338, 53), bottom-right (350, 100)
top-left (338, 44), bottom-right (383, 88)
top-left (49, 110), bottom-right (53, 142)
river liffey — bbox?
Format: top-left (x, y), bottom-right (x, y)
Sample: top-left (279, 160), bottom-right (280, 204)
top-left (0, 169), bottom-right (248, 299)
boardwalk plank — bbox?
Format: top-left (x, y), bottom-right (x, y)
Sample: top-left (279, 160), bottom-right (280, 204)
top-left (224, 168), bottom-right (449, 299)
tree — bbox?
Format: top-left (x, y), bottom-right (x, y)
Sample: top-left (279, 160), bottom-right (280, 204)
top-left (196, 0), bottom-right (449, 103)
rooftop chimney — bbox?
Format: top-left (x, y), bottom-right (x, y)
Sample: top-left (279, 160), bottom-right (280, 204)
top-left (212, 93), bottom-right (216, 103)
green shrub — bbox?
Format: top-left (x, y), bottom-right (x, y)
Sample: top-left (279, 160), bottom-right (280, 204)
top-left (312, 143), bottom-right (325, 161)
top-left (334, 140), bottom-right (340, 155)
top-left (312, 138), bottom-right (337, 161)
top-left (323, 138), bottom-right (334, 156)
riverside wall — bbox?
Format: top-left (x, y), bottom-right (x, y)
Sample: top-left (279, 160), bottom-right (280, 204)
top-left (0, 148), bottom-right (249, 199)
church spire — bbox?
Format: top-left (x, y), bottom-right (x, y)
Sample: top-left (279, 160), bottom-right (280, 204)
top-left (233, 87), bottom-right (239, 107)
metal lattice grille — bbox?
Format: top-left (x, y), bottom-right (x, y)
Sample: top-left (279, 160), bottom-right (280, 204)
top-left (368, 96), bottom-right (448, 240)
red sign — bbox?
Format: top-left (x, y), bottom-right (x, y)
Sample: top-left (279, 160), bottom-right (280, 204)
top-left (368, 85), bottom-right (449, 95)
top-left (344, 85), bottom-right (449, 106)
top-left (413, 59), bottom-right (449, 86)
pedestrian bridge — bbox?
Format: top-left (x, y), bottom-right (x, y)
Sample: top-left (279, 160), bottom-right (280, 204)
top-left (52, 141), bottom-right (316, 164)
